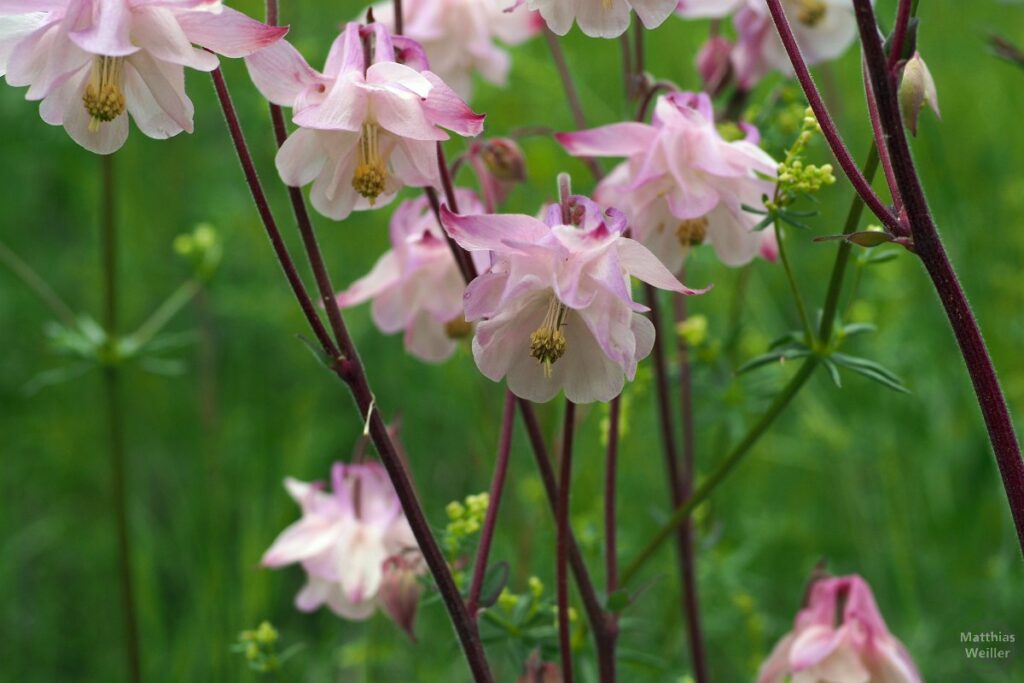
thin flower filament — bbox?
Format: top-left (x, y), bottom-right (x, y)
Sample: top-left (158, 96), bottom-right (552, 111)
top-left (530, 295), bottom-right (569, 378)
top-left (83, 56), bottom-right (126, 132)
top-left (352, 121), bottom-right (389, 205)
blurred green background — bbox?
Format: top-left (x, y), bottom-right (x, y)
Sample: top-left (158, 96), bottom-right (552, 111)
top-left (1, 1), bottom-right (1022, 681)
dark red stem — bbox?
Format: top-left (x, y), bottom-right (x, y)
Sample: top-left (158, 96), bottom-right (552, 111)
top-left (887, 0), bottom-right (913, 70)
top-left (851, 0), bottom-right (1024, 553)
top-left (763, 0), bottom-right (901, 234)
top-left (543, 27), bottom-right (604, 182)
top-left (557, 401), bottom-right (577, 683)
top-left (466, 391), bottom-right (516, 616)
top-left (393, 0), bottom-right (403, 35)
top-left (605, 396), bottom-right (621, 594)
top-left (211, 67), bottom-right (494, 681)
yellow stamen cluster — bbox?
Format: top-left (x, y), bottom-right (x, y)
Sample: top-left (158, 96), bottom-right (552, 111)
top-left (676, 217), bottom-right (709, 247)
top-left (795, 0), bottom-right (827, 26)
top-left (82, 56), bottom-right (125, 132)
top-left (352, 122), bottom-right (388, 204)
top-left (530, 296), bottom-right (569, 378)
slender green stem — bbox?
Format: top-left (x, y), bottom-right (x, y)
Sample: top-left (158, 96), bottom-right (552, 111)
top-left (0, 240), bottom-right (78, 327)
top-left (621, 359), bottom-right (818, 585)
top-left (127, 278), bottom-right (203, 351)
top-left (774, 222), bottom-right (815, 344)
top-left (621, 147), bottom-right (882, 584)
top-left (100, 155), bottom-right (143, 683)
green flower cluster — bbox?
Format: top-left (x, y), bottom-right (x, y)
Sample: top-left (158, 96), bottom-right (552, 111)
top-left (770, 108), bottom-right (836, 210)
top-left (234, 621), bottom-right (281, 674)
top-left (443, 492), bottom-right (490, 561)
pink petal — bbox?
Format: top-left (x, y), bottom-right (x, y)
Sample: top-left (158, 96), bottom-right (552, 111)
top-left (70, 0), bottom-right (139, 57)
top-left (441, 206), bottom-right (549, 253)
top-left (336, 250), bottom-right (401, 309)
top-left (556, 122), bottom-right (656, 158)
top-left (420, 71), bottom-right (485, 138)
top-left (260, 516), bottom-right (341, 567)
top-left (789, 624), bottom-right (845, 670)
top-left (124, 50), bottom-right (194, 137)
top-left (177, 6), bottom-right (287, 58)
top-left (616, 238), bottom-right (708, 295)
top-left (130, 6), bottom-right (218, 71)
top-left (757, 633), bottom-right (795, 683)
top-left (244, 38), bottom-right (326, 107)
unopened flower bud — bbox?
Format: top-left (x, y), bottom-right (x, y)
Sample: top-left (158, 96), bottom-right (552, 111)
top-left (696, 36), bottom-right (734, 97)
top-left (899, 52), bottom-right (940, 136)
top-left (378, 557), bottom-right (423, 641)
top-left (518, 649), bottom-right (563, 683)
top-left (480, 138), bottom-right (527, 183)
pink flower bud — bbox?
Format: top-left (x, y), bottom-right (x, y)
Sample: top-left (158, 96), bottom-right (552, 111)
top-left (899, 52), bottom-right (941, 136)
top-left (481, 138), bottom-right (528, 183)
top-left (378, 556), bottom-right (424, 641)
top-left (697, 36), bottom-right (735, 96)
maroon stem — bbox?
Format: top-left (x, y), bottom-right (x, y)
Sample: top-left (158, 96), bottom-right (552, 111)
top-left (673, 288), bottom-right (709, 683)
top-left (763, 0), bottom-right (901, 234)
top-left (861, 57), bottom-right (904, 220)
top-left (557, 401), bottom-right (577, 683)
top-left (435, 143), bottom-right (479, 281)
top-left (424, 186), bottom-right (475, 284)
top-left (210, 68), bottom-right (494, 682)
top-left (543, 27), bottom-right (604, 182)
top-left (518, 400), bottom-right (617, 682)
top-left (887, 0), bottom-right (913, 70)
top-left (393, 0), bottom-right (403, 35)
top-left (466, 391), bottom-right (516, 616)
top-left (645, 284), bottom-right (708, 680)
top-left (850, 0), bottom-right (1024, 553)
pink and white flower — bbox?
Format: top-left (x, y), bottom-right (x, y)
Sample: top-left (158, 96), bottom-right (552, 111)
top-left (0, 0), bottom-right (286, 154)
top-left (245, 22), bottom-right (484, 220)
top-left (528, 0), bottom-right (678, 39)
top-left (441, 195), bottom-right (706, 404)
top-left (262, 462), bottom-right (424, 624)
top-left (337, 190), bottom-right (489, 363)
top-left (557, 91), bottom-right (777, 272)
top-left (677, 0), bottom-right (861, 89)
top-left (371, 0), bottom-right (540, 99)
top-left (758, 574), bottom-right (923, 683)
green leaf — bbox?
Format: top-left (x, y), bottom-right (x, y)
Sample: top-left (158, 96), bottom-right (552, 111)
top-left (832, 353), bottom-right (910, 394)
top-left (23, 362), bottom-right (94, 395)
top-left (738, 348), bottom-right (811, 374)
top-left (821, 358), bottom-right (843, 388)
top-left (295, 334), bottom-right (335, 368)
top-left (840, 322), bottom-right (877, 338)
top-left (605, 589), bottom-right (632, 614)
top-left (476, 561), bottom-right (510, 609)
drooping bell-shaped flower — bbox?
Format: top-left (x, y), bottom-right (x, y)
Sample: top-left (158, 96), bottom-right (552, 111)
top-left (371, 0), bottom-right (541, 99)
top-left (0, 0), bottom-right (287, 154)
top-left (245, 22), bottom-right (484, 220)
top-left (527, 0), bottom-right (678, 38)
top-left (336, 189), bottom-right (489, 363)
top-left (677, 0), bottom-right (862, 89)
top-left (262, 462), bottom-right (424, 624)
top-left (557, 91), bottom-right (777, 272)
top-left (758, 574), bottom-right (923, 683)
top-left (441, 195), bottom-right (706, 404)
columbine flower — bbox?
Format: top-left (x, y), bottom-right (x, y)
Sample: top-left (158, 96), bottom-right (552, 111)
top-left (336, 190), bottom-right (488, 363)
top-left (261, 462), bottom-right (423, 623)
top-left (0, 1), bottom-right (286, 154)
top-left (677, 0), bottom-right (861, 89)
top-left (245, 22), bottom-right (484, 220)
top-left (527, 0), bottom-right (678, 38)
top-left (371, 0), bottom-right (540, 99)
top-left (441, 195), bottom-right (706, 404)
top-left (557, 91), bottom-right (777, 272)
top-left (758, 574), bottom-right (923, 683)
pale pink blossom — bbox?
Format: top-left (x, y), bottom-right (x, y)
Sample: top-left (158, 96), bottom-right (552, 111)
top-left (758, 575), bottom-right (923, 683)
top-left (371, 0), bottom-right (540, 99)
top-left (336, 190), bottom-right (489, 363)
top-left (262, 462), bottom-right (423, 623)
top-left (441, 195), bottom-right (706, 404)
top-left (245, 22), bottom-right (484, 220)
top-left (557, 91), bottom-right (777, 272)
top-left (677, 0), bottom-right (861, 89)
top-left (0, 0), bottom-right (286, 154)
top-left (528, 0), bottom-right (678, 39)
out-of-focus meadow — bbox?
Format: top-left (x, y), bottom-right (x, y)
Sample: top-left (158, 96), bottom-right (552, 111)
top-left (1, 1), bottom-right (1022, 681)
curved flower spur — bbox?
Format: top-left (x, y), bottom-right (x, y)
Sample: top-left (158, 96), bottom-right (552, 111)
top-left (441, 193), bottom-right (708, 404)
top-left (0, 0), bottom-right (287, 154)
top-left (244, 21), bottom-right (485, 220)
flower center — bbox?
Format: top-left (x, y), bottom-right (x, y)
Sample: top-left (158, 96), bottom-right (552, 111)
top-left (83, 56), bottom-right (126, 132)
top-left (795, 0), bottom-right (827, 26)
top-left (352, 122), bottom-right (389, 205)
top-left (676, 217), bottom-right (708, 247)
top-left (445, 316), bottom-right (472, 339)
top-left (530, 296), bottom-right (568, 378)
